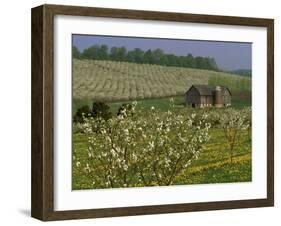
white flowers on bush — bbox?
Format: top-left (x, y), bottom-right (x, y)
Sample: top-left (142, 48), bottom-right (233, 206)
top-left (219, 107), bottom-right (251, 162)
top-left (78, 103), bottom-right (211, 188)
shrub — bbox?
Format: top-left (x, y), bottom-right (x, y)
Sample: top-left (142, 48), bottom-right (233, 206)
top-left (92, 102), bottom-right (112, 120)
top-left (73, 105), bottom-right (91, 123)
top-left (117, 103), bottom-right (134, 118)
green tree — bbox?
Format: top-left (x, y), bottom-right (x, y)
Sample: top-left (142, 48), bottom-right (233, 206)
top-left (72, 46), bottom-right (81, 59)
top-left (195, 56), bottom-right (204, 69)
top-left (99, 45), bottom-right (109, 60)
top-left (209, 58), bottom-right (218, 70)
top-left (92, 102), bottom-right (112, 120)
top-left (166, 54), bottom-right (177, 66)
top-left (143, 49), bottom-right (153, 64)
top-left (81, 45), bottom-right (100, 59)
top-left (81, 45), bottom-right (108, 60)
top-left (126, 48), bottom-right (145, 63)
top-left (185, 54), bottom-right (195, 68)
top-left (110, 47), bottom-right (127, 61)
top-left (133, 48), bottom-right (145, 63)
top-left (151, 49), bottom-right (164, 64)
top-left (73, 105), bottom-right (91, 123)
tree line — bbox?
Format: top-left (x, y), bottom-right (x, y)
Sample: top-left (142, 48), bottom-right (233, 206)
top-left (231, 69), bottom-right (252, 77)
top-left (73, 45), bottom-right (219, 71)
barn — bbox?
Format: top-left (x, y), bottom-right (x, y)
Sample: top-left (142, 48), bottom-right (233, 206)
top-left (185, 85), bottom-right (231, 108)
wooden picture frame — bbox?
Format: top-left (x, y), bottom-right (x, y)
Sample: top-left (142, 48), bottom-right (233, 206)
top-left (31, 4), bottom-right (274, 221)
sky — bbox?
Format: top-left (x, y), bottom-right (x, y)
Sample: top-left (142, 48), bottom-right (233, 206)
top-left (73, 34), bottom-right (252, 71)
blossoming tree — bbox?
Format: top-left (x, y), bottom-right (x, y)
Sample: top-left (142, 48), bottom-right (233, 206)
top-left (80, 101), bottom-right (211, 188)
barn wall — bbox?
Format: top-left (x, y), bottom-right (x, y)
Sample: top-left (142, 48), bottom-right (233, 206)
top-left (222, 89), bottom-right (231, 105)
top-left (207, 96), bottom-right (213, 106)
top-left (185, 87), bottom-right (201, 106)
top-left (199, 96), bottom-right (213, 107)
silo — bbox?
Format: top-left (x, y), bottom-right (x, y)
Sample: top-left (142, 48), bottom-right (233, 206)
top-left (214, 86), bottom-right (223, 107)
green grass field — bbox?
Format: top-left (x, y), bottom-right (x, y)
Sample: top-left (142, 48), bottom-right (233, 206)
top-left (176, 128), bottom-right (251, 185)
top-left (73, 94), bottom-right (251, 116)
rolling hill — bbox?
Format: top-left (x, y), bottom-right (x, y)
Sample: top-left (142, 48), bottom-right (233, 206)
top-left (73, 59), bottom-right (251, 102)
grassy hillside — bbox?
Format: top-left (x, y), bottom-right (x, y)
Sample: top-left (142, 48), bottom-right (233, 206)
top-left (73, 59), bottom-right (251, 102)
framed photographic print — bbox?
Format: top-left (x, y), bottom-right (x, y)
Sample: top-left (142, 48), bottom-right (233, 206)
top-left (31, 4), bottom-right (274, 221)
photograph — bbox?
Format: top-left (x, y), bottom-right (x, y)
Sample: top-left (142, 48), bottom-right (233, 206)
top-left (71, 35), bottom-right (252, 190)
top-left (30, 4), bottom-right (274, 220)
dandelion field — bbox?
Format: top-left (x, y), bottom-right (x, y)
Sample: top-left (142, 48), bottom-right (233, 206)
top-left (73, 128), bottom-right (251, 189)
top-left (72, 101), bottom-right (252, 189)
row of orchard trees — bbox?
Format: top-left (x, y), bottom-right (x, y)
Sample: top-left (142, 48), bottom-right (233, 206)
top-left (72, 59), bottom-right (210, 101)
top-left (73, 101), bottom-right (251, 189)
top-left (73, 45), bottom-right (219, 71)
top-left (208, 74), bottom-right (251, 92)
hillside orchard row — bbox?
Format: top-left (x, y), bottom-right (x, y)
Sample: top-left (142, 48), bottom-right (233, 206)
top-left (73, 59), bottom-right (251, 101)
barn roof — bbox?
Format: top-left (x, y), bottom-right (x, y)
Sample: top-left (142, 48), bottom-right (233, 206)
top-left (186, 85), bottom-right (231, 96)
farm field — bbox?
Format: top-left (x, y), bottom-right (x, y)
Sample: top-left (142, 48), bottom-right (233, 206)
top-left (73, 59), bottom-right (251, 114)
top-left (72, 103), bottom-right (252, 189)
top-left (73, 59), bottom-right (251, 102)
top-left (72, 59), bottom-right (252, 190)
top-left (73, 94), bottom-right (251, 116)
top-left (72, 120), bottom-right (251, 190)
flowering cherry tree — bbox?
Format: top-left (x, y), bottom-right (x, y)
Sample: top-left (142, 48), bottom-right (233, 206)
top-left (79, 101), bottom-right (211, 188)
top-left (219, 107), bottom-right (251, 163)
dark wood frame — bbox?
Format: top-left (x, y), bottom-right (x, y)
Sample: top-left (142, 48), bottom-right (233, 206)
top-left (31, 4), bottom-right (274, 221)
